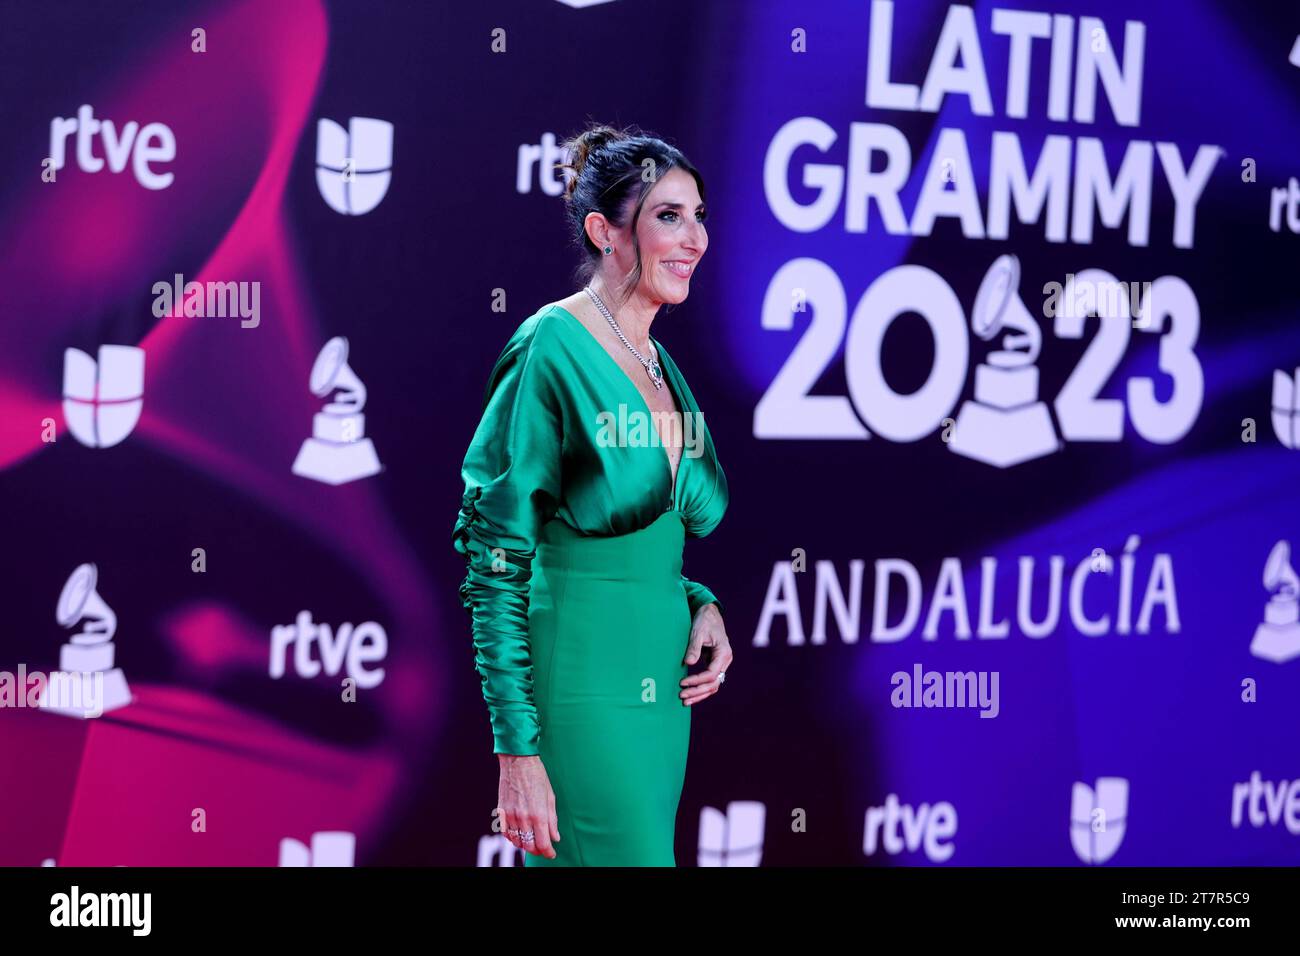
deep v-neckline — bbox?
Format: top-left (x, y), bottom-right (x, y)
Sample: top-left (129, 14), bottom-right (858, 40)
top-left (548, 303), bottom-right (684, 507)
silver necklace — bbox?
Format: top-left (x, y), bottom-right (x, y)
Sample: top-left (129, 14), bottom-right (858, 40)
top-left (583, 284), bottom-right (664, 390)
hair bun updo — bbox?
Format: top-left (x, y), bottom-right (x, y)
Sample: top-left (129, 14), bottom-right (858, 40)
top-left (554, 121), bottom-right (706, 299)
top-left (556, 124), bottom-right (629, 202)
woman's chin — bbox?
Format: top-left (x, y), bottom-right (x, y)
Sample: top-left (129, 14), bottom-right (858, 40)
top-left (660, 282), bottom-right (691, 305)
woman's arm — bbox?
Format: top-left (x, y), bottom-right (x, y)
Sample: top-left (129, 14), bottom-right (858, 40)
top-left (453, 326), bottom-right (563, 756)
top-left (681, 574), bottom-right (722, 619)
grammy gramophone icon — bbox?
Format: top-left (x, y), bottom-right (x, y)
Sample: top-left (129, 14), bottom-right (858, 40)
top-left (949, 254), bottom-right (1061, 468)
top-left (292, 336), bottom-right (382, 485)
top-left (39, 563), bottom-right (132, 718)
top-left (1250, 540), bottom-right (1300, 663)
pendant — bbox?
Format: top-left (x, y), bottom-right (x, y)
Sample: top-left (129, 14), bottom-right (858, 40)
top-left (647, 360), bottom-right (664, 388)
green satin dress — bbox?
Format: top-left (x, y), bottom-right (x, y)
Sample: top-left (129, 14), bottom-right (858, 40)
top-left (453, 303), bottom-right (728, 866)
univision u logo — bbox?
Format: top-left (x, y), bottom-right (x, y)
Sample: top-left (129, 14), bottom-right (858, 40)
top-left (1070, 777), bottom-right (1128, 864)
top-left (63, 345), bottom-right (145, 448)
top-left (1273, 368), bottom-right (1300, 449)
top-left (698, 801), bottom-right (766, 866)
top-left (316, 117), bottom-right (393, 215)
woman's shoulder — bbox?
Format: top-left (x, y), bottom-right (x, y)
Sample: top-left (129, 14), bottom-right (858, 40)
top-left (488, 304), bottom-right (559, 359)
top-left (498, 303), bottom-right (553, 345)
top-left (507, 302), bottom-right (586, 353)
top-left (484, 305), bottom-right (582, 391)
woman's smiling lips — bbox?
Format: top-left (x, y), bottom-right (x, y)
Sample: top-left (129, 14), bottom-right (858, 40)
top-left (663, 259), bottom-right (695, 278)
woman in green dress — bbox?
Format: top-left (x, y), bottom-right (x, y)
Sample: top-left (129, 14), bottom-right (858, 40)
top-left (453, 125), bottom-right (732, 866)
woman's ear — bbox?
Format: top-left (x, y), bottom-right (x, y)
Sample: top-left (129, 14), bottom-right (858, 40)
top-left (583, 211), bottom-right (610, 251)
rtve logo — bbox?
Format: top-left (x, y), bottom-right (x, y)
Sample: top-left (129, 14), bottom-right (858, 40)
top-left (62, 346), bottom-right (145, 448)
top-left (477, 833), bottom-right (524, 867)
top-left (316, 117), bottom-right (393, 215)
top-left (47, 105), bottom-right (176, 190)
top-left (269, 610), bottom-right (387, 689)
top-left (862, 793), bottom-right (958, 862)
top-left (1231, 772), bottom-right (1300, 834)
top-left (516, 132), bottom-right (570, 196)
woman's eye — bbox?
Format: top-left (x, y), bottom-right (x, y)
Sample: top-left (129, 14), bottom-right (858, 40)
top-left (659, 209), bottom-right (706, 224)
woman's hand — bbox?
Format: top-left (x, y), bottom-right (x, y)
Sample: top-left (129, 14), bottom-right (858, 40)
top-left (497, 754), bottom-right (561, 858)
top-left (681, 603), bottom-right (732, 705)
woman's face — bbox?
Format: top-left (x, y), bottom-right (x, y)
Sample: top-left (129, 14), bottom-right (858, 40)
top-left (622, 167), bottom-right (708, 307)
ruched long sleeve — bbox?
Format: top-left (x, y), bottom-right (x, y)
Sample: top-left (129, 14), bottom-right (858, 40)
top-left (453, 328), bottom-right (564, 756)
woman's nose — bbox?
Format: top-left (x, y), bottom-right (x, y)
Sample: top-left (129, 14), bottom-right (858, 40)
top-left (685, 220), bottom-right (706, 253)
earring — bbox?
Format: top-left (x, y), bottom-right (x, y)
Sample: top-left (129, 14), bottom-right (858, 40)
top-left (603, 246), bottom-right (612, 255)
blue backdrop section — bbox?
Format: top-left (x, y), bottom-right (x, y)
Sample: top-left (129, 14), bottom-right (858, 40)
top-left (0, 0), bottom-right (1298, 866)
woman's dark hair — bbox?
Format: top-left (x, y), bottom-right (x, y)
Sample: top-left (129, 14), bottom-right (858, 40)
top-left (555, 122), bottom-right (706, 306)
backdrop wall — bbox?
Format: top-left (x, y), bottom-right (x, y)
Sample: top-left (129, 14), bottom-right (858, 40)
top-left (1, 0), bottom-right (1298, 866)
